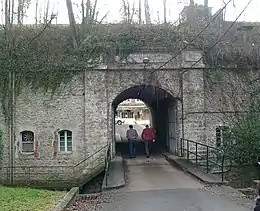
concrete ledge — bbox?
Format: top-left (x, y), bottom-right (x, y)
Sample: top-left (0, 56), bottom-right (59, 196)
top-left (163, 153), bottom-right (227, 185)
top-left (53, 187), bottom-right (79, 211)
top-left (102, 156), bottom-right (126, 190)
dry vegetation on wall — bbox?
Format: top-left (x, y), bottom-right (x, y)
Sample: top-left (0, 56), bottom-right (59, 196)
top-left (0, 128), bottom-right (3, 164)
top-left (1, 22), bottom-right (260, 94)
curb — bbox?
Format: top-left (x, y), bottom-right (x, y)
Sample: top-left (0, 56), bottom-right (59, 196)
top-left (102, 157), bottom-right (126, 191)
top-left (102, 183), bottom-right (126, 191)
top-left (162, 153), bottom-right (227, 185)
top-left (53, 187), bottom-right (79, 211)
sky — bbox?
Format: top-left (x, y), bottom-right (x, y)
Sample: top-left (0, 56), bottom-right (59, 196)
top-left (11, 0), bottom-right (260, 24)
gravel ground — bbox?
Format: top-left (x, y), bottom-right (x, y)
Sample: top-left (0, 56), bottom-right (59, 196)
top-left (65, 194), bottom-right (114, 211)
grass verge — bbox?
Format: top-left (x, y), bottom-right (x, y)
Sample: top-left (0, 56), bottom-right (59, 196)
top-left (0, 185), bottom-right (66, 211)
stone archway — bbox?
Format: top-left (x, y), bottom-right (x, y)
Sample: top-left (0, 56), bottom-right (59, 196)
top-left (111, 84), bottom-right (181, 157)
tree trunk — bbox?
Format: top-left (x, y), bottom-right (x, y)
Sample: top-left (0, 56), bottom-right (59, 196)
top-left (85, 0), bottom-right (91, 23)
top-left (138, 0), bottom-right (142, 24)
top-left (163, 0), bottom-right (166, 23)
top-left (91, 0), bottom-right (98, 24)
top-left (66, 0), bottom-right (79, 49)
top-left (35, 0), bottom-right (38, 25)
top-left (144, 0), bottom-right (151, 24)
top-left (81, 0), bottom-right (85, 25)
top-left (44, 0), bottom-right (50, 24)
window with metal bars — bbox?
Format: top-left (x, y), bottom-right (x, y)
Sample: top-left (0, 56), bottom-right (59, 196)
top-left (21, 131), bottom-right (34, 153)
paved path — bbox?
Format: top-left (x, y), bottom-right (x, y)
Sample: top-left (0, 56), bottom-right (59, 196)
top-left (100, 189), bottom-right (251, 211)
top-left (100, 155), bottom-right (251, 211)
top-left (123, 156), bottom-right (202, 192)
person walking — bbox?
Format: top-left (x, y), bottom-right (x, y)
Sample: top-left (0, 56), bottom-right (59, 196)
top-left (141, 125), bottom-right (155, 158)
top-left (126, 125), bottom-right (138, 158)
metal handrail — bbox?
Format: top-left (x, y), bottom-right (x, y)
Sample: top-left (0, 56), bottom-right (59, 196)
top-left (181, 138), bottom-right (225, 182)
top-left (105, 143), bottom-right (111, 187)
top-left (74, 144), bottom-right (108, 167)
top-left (2, 143), bottom-right (111, 186)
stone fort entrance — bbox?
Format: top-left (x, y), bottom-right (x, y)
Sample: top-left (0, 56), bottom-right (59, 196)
top-left (112, 85), bottom-right (178, 156)
top-left (1, 50), bottom-right (209, 187)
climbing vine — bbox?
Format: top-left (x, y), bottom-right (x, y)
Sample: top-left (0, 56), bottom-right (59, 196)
top-left (0, 15), bottom-right (260, 123)
top-left (0, 127), bottom-right (3, 165)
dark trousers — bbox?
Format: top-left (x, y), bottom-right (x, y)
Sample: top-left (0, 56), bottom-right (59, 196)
top-left (129, 139), bottom-right (136, 157)
top-left (144, 140), bottom-right (152, 156)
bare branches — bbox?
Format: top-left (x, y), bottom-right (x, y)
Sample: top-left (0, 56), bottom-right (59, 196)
top-left (120, 0), bottom-right (137, 24)
top-left (144, 0), bottom-right (151, 24)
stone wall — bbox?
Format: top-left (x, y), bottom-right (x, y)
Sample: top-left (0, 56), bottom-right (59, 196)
top-left (2, 50), bottom-right (244, 186)
top-left (13, 75), bottom-right (86, 165)
top-left (203, 69), bottom-right (256, 147)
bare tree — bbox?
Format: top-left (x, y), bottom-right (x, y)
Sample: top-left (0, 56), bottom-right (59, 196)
top-left (66, 0), bottom-right (79, 49)
top-left (35, 0), bottom-right (38, 25)
top-left (163, 0), bottom-right (166, 23)
top-left (43, 0), bottom-right (50, 24)
top-left (121, 0), bottom-right (136, 24)
top-left (144, 0), bottom-right (151, 24)
top-left (139, 0), bottom-right (142, 24)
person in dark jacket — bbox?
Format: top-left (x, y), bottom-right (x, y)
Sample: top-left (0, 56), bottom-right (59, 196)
top-left (254, 197), bottom-right (260, 211)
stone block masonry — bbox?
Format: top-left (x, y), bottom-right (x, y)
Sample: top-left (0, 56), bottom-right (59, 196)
top-left (0, 50), bottom-right (238, 187)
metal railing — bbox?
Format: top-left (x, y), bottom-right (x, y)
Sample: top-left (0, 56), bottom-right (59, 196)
top-left (181, 138), bottom-right (225, 182)
top-left (104, 143), bottom-right (111, 187)
top-left (1, 143), bottom-right (111, 187)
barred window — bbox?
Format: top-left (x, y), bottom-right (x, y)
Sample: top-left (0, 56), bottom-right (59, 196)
top-left (21, 131), bottom-right (34, 153)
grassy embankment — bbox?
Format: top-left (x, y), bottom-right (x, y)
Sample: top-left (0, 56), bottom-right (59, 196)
top-left (0, 185), bottom-right (66, 211)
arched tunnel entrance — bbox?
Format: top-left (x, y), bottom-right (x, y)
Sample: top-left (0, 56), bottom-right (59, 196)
top-left (112, 85), bottom-right (179, 157)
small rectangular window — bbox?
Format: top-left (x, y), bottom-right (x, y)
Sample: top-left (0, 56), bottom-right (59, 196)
top-left (59, 130), bottom-right (73, 152)
top-left (216, 126), bottom-right (229, 147)
top-left (121, 111), bottom-right (134, 118)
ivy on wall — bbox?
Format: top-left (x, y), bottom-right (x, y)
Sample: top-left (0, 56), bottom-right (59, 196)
top-left (0, 22), bottom-right (260, 121)
top-left (0, 128), bottom-right (3, 164)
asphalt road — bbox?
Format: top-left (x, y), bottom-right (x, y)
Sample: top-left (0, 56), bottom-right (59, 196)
top-left (100, 189), bottom-right (251, 211)
top-left (100, 156), bottom-right (252, 211)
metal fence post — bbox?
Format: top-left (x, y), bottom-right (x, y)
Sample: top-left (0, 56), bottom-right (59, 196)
top-left (181, 138), bottom-right (183, 157)
top-left (29, 167), bottom-right (31, 184)
top-left (221, 152), bottom-right (225, 182)
top-left (206, 146), bottom-right (209, 173)
top-left (195, 143), bottom-right (198, 165)
top-left (187, 140), bottom-right (189, 160)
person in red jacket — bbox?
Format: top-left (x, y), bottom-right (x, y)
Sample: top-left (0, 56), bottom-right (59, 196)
top-left (141, 125), bottom-right (155, 158)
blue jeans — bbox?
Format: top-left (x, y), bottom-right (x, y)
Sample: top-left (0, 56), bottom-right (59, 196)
top-left (129, 139), bottom-right (136, 157)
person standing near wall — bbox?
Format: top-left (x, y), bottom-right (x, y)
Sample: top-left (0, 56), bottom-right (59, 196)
top-left (126, 125), bottom-right (138, 158)
top-left (141, 125), bottom-right (156, 158)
